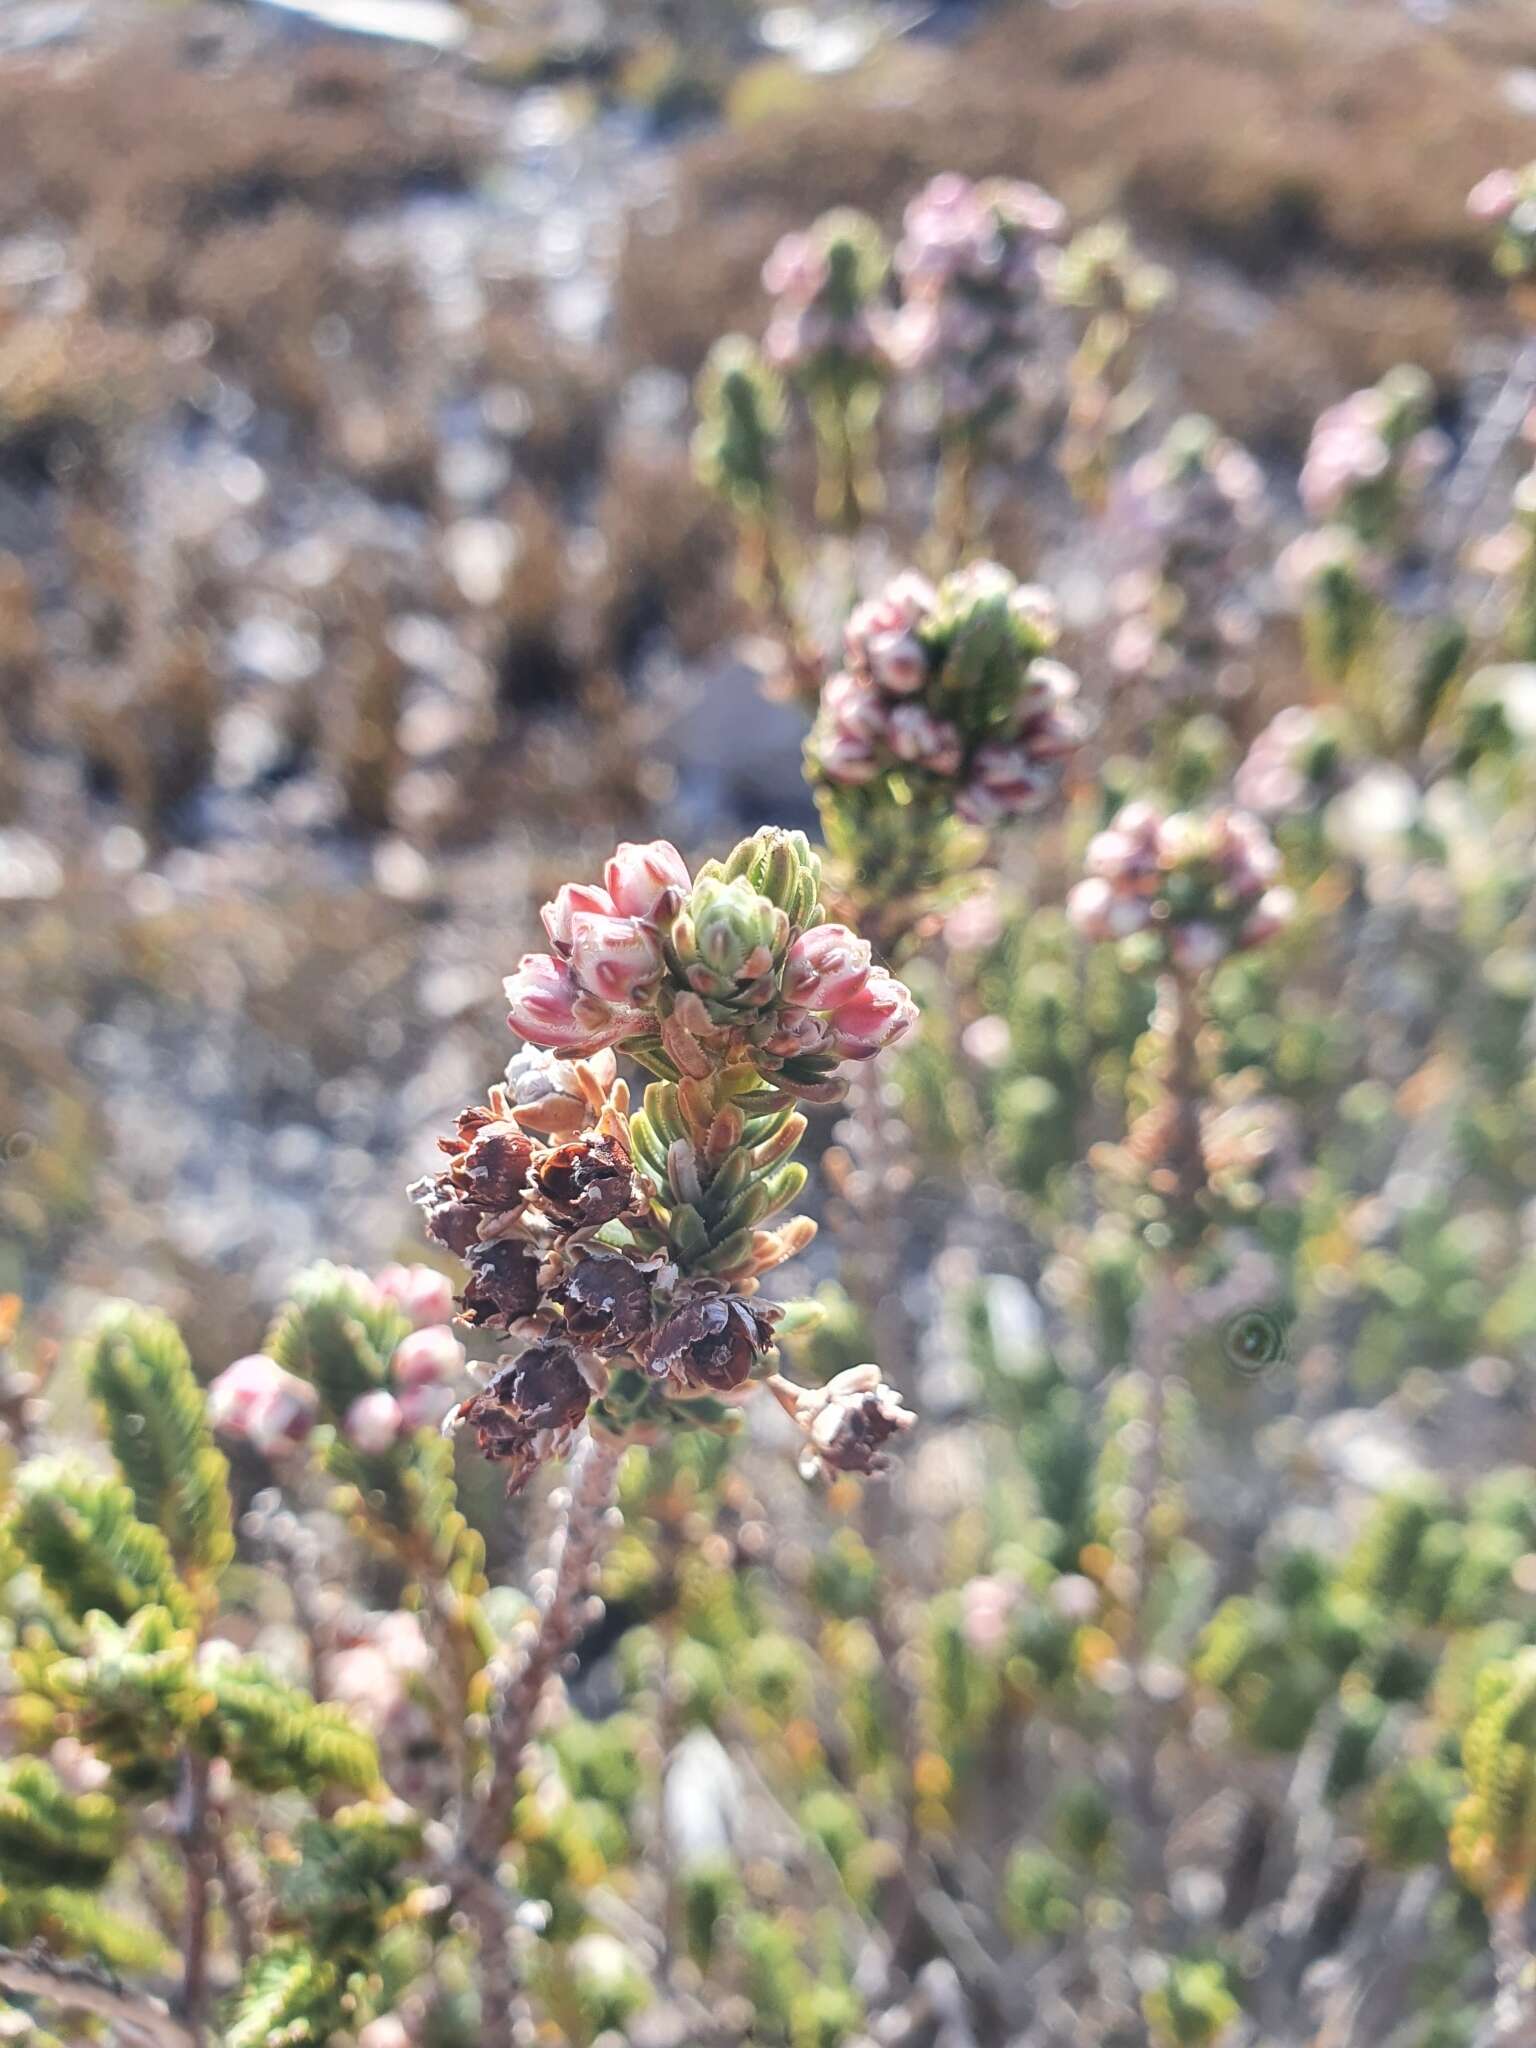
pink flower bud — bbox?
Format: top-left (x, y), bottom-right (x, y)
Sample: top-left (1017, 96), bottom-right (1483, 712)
top-left (866, 630), bottom-right (929, 694)
top-left (603, 839), bottom-right (691, 923)
top-left (1469, 168), bottom-right (1520, 223)
top-left (1066, 876), bottom-right (1150, 942)
top-left (823, 669), bottom-right (888, 742)
top-left (397, 1380), bottom-right (459, 1432)
top-left (1239, 886), bottom-right (1296, 949)
top-left (541, 880), bottom-right (617, 953)
top-left (504, 953), bottom-right (634, 1054)
top-left (954, 742), bottom-right (1053, 824)
top-left (1169, 922), bottom-right (1227, 973)
top-left (827, 967), bottom-right (918, 1060)
top-left (566, 911), bottom-right (663, 1006)
top-left (345, 1389), bottom-right (404, 1456)
top-left (207, 1355), bottom-right (317, 1453)
top-left (374, 1263), bottom-right (456, 1329)
top-left (886, 703), bottom-right (962, 774)
top-left (817, 730), bottom-right (881, 784)
top-left (391, 1323), bottom-right (465, 1391)
top-left (782, 923), bottom-right (874, 1011)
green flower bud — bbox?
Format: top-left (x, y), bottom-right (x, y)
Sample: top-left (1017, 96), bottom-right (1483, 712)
top-left (674, 875), bottom-right (790, 1006)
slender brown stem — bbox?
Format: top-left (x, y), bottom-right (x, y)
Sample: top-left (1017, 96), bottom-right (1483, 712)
top-left (176, 1751), bottom-right (214, 2043)
top-left (1490, 1895), bottom-right (1535, 2047)
top-left (0, 1944), bottom-right (195, 2048)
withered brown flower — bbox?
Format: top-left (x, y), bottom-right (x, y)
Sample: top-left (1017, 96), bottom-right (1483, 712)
top-left (554, 1253), bottom-right (654, 1351)
top-left (534, 1135), bottom-right (642, 1228)
top-left (452, 1118), bottom-right (534, 1211)
top-left (793, 1365), bottom-right (914, 1478)
top-left (458, 1341), bottom-right (593, 1492)
top-left (409, 1171), bottom-right (486, 1259)
top-left (648, 1295), bottom-right (777, 1392)
top-left (459, 1239), bottom-right (542, 1329)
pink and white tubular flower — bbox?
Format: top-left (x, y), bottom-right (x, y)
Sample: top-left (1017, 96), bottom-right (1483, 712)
top-left (827, 967), bottom-right (920, 1060)
top-left (345, 1389), bottom-right (405, 1456)
top-left (542, 880), bottom-right (618, 953)
top-left (781, 923), bottom-right (875, 1012)
top-left (565, 911), bottom-right (664, 1007)
top-left (603, 838), bottom-right (692, 923)
top-left (1468, 168), bottom-right (1520, 224)
top-left (374, 1263), bottom-right (456, 1329)
top-left (504, 952), bottom-right (635, 1055)
top-left (207, 1354), bottom-right (318, 1454)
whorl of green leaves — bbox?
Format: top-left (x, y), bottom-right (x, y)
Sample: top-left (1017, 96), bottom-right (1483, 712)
top-left (1344, 1479), bottom-right (1451, 1606)
top-left (0, 1882), bottom-right (168, 1974)
top-left (693, 334), bottom-right (785, 515)
top-left (83, 1302), bottom-right (233, 1583)
top-left (9, 1461), bottom-right (194, 1632)
top-left (1368, 1758), bottom-right (1461, 1872)
top-left (271, 1805), bottom-right (424, 1956)
top-left (267, 1262), bottom-right (410, 1419)
top-left (225, 1938), bottom-right (344, 2048)
top-left (0, 1757), bottom-right (120, 1890)
top-left (1002, 1845), bottom-right (1079, 1940)
top-left (628, 1070), bottom-right (808, 1279)
top-left (1142, 1958), bottom-right (1240, 2048)
top-left (205, 1659), bottom-right (380, 1797)
top-left (1450, 1647), bottom-right (1536, 1904)
top-left (43, 1607), bottom-right (201, 1795)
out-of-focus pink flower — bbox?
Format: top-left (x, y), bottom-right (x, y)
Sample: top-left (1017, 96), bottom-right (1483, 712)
top-left (761, 230), bottom-right (827, 301)
top-left (827, 967), bottom-right (918, 1059)
top-left (566, 912), bottom-right (663, 1007)
top-left (603, 839), bottom-right (691, 923)
top-left (961, 1574), bottom-right (1019, 1655)
top-left (397, 1380), bottom-right (459, 1432)
top-left (345, 1389), bottom-right (405, 1456)
top-left (374, 1263), bottom-right (456, 1329)
top-left (954, 741), bottom-right (1053, 824)
top-left (391, 1323), bottom-right (465, 1391)
top-left (1469, 167), bottom-right (1520, 223)
top-left (207, 1355), bottom-right (317, 1453)
top-left (817, 729), bottom-right (882, 784)
top-left (781, 924), bottom-right (874, 1012)
top-left (887, 703), bottom-right (963, 774)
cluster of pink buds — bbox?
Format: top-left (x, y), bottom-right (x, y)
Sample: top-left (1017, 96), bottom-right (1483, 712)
top-left (504, 829), bottom-right (916, 1097)
top-left (1234, 705), bottom-right (1351, 820)
top-left (761, 208), bottom-right (888, 384)
top-left (884, 173), bottom-right (1066, 435)
top-left (207, 1263), bottom-right (465, 1459)
top-left (206, 1352), bottom-right (318, 1455)
top-left (1067, 802), bottom-right (1294, 971)
top-left (1297, 366), bottom-right (1446, 553)
top-left (809, 562), bottom-right (1083, 825)
top-left (1468, 162), bottom-right (1536, 283)
top-left (1106, 417), bottom-right (1265, 698)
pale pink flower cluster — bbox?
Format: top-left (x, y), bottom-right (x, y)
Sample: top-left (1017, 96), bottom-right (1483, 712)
top-left (761, 220), bottom-right (884, 379)
top-left (886, 173), bottom-right (1066, 430)
top-left (813, 566), bottom-right (1082, 824)
top-left (504, 839), bottom-right (691, 1056)
top-left (207, 1264), bottom-right (465, 1459)
top-left (1067, 802), bottom-right (1294, 971)
top-left (503, 838), bottom-right (915, 1066)
top-left (1234, 706), bottom-right (1343, 820)
top-left (327, 1611), bottom-right (434, 1741)
top-left (1108, 423), bottom-right (1265, 692)
top-left (1298, 376), bottom-right (1446, 532)
top-left (1468, 163), bottom-right (1536, 279)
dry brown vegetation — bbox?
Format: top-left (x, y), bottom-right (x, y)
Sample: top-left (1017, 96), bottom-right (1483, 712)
top-left (616, 0), bottom-right (1536, 446)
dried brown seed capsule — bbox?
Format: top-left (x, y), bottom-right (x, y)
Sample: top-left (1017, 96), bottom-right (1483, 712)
top-left (409, 1172), bottom-right (486, 1259)
top-left (453, 1121), bottom-right (534, 1210)
top-left (554, 1254), bottom-right (654, 1351)
top-left (649, 1295), bottom-right (777, 1392)
top-left (534, 1136), bottom-right (641, 1228)
top-left (481, 1342), bottom-right (592, 1437)
top-left (459, 1240), bottom-right (542, 1329)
